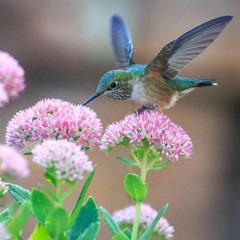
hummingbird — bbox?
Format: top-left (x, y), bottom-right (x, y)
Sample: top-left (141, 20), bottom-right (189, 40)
top-left (82, 15), bottom-right (233, 111)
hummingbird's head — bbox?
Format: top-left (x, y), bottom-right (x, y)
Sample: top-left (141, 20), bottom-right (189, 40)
top-left (82, 70), bottom-right (132, 106)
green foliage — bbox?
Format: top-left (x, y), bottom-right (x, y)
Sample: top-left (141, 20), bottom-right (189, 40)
top-left (32, 224), bottom-right (52, 240)
top-left (68, 167), bottom-right (96, 228)
top-left (38, 183), bottom-right (59, 202)
top-left (139, 204), bottom-right (169, 240)
top-left (122, 228), bottom-right (131, 239)
top-left (116, 156), bottom-right (138, 166)
top-left (147, 148), bottom-right (159, 161)
top-left (23, 152), bottom-right (33, 156)
top-left (100, 207), bottom-right (130, 240)
top-left (31, 189), bottom-right (55, 225)
top-left (132, 146), bottom-right (145, 163)
top-left (111, 232), bottom-right (129, 240)
top-left (1, 164), bottom-right (99, 238)
top-left (76, 222), bottom-right (99, 240)
top-left (0, 208), bottom-right (9, 222)
top-left (151, 160), bottom-right (170, 170)
top-left (7, 183), bottom-right (31, 204)
top-left (100, 206), bottom-right (121, 235)
top-left (105, 136), bottom-right (130, 153)
top-left (45, 207), bottom-right (69, 240)
top-left (30, 169), bottom-right (98, 239)
top-left (4, 165), bottom-right (98, 239)
top-left (7, 202), bottom-right (31, 237)
top-left (67, 196), bottom-right (100, 240)
top-left (124, 173), bottom-right (147, 202)
top-left (44, 169), bottom-right (57, 187)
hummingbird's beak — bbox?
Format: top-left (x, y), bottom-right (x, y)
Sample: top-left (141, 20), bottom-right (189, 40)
top-left (82, 92), bottom-right (100, 106)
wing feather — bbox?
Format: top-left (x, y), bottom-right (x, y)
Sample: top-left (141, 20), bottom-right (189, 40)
top-left (110, 15), bottom-right (134, 69)
top-left (146, 15), bottom-right (233, 79)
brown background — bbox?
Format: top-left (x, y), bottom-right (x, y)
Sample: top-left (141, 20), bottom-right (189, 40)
top-left (0, 1), bottom-right (240, 239)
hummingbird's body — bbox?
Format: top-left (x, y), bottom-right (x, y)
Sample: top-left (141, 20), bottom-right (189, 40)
top-left (83, 15), bottom-right (232, 111)
top-left (101, 64), bottom-right (216, 111)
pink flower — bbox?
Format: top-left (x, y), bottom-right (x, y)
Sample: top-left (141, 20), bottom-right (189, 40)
top-left (112, 203), bottom-right (174, 239)
top-left (0, 50), bottom-right (25, 107)
top-left (101, 111), bottom-right (193, 161)
top-left (6, 98), bottom-right (103, 150)
top-left (0, 144), bottom-right (29, 178)
top-left (32, 139), bottom-right (93, 182)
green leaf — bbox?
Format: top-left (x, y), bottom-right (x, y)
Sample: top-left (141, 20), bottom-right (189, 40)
top-left (45, 207), bottom-right (68, 239)
top-left (0, 208), bottom-right (9, 222)
top-left (76, 222), bottom-right (100, 240)
top-left (116, 156), bottom-right (138, 166)
top-left (67, 196), bottom-right (99, 240)
top-left (117, 136), bottom-right (130, 148)
top-left (105, 146), bottom-right (113, 153)
top-left (81, 146), bottom-right (89, 151)
top-left (141, 138), bottom-right (150, 148)
top-left (32, 224), bottom-right (52, 240)
top-left (123, 228), bottom-right (131, 239)
top-left (156, 149), bottom-right (162, 154)
top-left (124, 174), bottom-right (147, 202)
top-left (111, 232), bottom-right (129, 240)
top-left (23, 152), bottom-right (32, 156)
top-left (151, 160), bottom-right (170, 170)
top-left (7, 183), bottom-right (31, 204)
top-left (39, 183), bottom-right (59, 202)
top-left (139, 204), bottom-right (169, 240)
top-left (99, 206), bottom-right (120, 235)
top-left (31, 189), bottom-right (54, 224)
top-left (68, 167), bottom-right (96, 228)
top-left (44, 169), bottom-right (57, 187)
top-left (60, 181), bottom-right (77, 202)
top-left (7, 202), bottom-right (31, 236)
top-left (133, 146), bottom-right (145, 162)
top-left (7, 201), bottom-right (18, 216)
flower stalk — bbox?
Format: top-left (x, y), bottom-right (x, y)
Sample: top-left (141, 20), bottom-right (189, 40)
top-left (131, 148), bottom-right (148, 240)
top-left (101, 111), bottom-right (192, 239)
top-left (131, 202), bottom-right (142, 240)
top-left (56, 180), bottom-right (63, 207)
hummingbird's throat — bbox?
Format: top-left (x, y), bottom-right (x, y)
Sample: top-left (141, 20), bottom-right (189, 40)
top-left (105, 90), bottom-right (131, 100)
top-left (105, 81), bottom-right (133, 100)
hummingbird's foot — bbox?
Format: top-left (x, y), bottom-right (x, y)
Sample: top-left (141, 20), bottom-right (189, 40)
top-left (135, 106), bottom-right (150, 114)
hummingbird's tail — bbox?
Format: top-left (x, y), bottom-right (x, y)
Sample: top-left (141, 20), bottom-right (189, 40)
top-left (194, 78), bottom-right (217, 87)
top-left (171, 77), bottom-right (217, 91)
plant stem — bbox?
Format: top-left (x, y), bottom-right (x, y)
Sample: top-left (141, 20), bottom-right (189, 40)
top-left (131, 149), bottom-right (148, 240)
top-left (56, 180), bottom-right (63, 207)
top-left (146, 154), bottom-right (161, 170)
top-left (128, 148), bottom-right (141, 166)
top-left (131, 202), bottom-right (142, 240)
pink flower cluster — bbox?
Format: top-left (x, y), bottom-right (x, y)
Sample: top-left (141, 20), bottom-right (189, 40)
top-left (32, 139), bottom-right (93, 182)
top-left (0, 50), bottom-right (25, 107)
top-left (0, 144), bottom-right (29, 178)
top-left (112, 203), bottom-right (174, 239)
top-left (101, 111), bottom-right (193, 161)
top-left (6, 98), bottom-right (103, 150)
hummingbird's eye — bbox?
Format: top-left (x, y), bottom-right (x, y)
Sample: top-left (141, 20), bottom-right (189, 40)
top-left (110, 82), bottom-right (117, 88)
top-left (108, 82), bottom-right (117, 90)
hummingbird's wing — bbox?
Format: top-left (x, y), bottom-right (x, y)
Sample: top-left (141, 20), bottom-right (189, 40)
top-left (146, 16), bottom-right (233, 79)
top-left (110, 15), bottom-right (134, 69)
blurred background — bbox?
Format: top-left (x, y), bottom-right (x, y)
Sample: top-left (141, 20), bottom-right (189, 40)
top-left (0, 0), bottom-right (240, 239)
